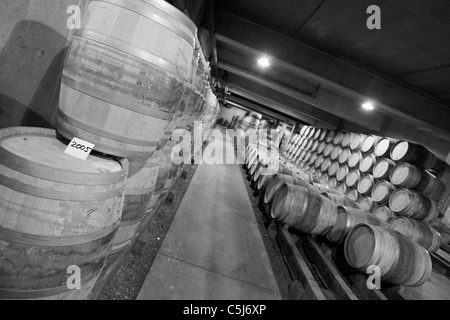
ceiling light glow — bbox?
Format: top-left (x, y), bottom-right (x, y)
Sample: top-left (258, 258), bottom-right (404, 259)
top-left (362, 101), bottom-right (375, 110)
top-left (257, 56), bottom-right (271, 68)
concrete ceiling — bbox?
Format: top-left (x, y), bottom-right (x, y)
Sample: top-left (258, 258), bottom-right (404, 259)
top-left (170, 0), bottom-right (450, 160)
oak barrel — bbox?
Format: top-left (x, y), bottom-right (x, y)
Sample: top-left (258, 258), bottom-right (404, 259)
top-left (0, 127), bottom-right (128, 299)
top-left (264, 173), bottom-right (310, 204)
top-left (390, 217), bottom-right (441, 253)
top-left (57, 0), bottom-right (197, 158)
top-left (373, 205), bottom-right (396, 222)
top-left (322, 192), bottom-right (362, 209)
top-left (357, 174), bottom-right (375, 196)
top-left (358, 196), bottom-right (376, 212)
top-left (360, 135), bottom-right (381, 154)
top-left (338, 148), bottom-right (352, 164)
top-left (349, 133), bottom-right (367, 151)
top-left (390, 140), bottom-right (440, 169)
top-left (348, 151), bottom-right (363, 169)
top-left (344, 224), bottom-right (432, 287)
top-left (374, 137), bottom-right (397, 158)
top-left (327, 207), bottom-right (386, 244)
top-left (371, 180), bottom-right (395, 205)
top-left (372, 158), bottom-right (395, 180)
top-left (271, 184), bottom-right (338, 236)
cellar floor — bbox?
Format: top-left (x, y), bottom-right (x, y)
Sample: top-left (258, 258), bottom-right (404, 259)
top-left (136, 131), bottom-right (281, 300)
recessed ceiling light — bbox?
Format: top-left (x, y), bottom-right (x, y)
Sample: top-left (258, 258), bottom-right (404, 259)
top-left (362, 101), bottom-right (375, 110)
top-left (257, 56), bottom-right (271, 68)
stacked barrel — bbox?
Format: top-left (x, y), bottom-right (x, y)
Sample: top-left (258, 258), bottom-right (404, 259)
top-left (0, 0), bottom-right (219, 300)
top-left (258, 124), bottom-right (449, 288)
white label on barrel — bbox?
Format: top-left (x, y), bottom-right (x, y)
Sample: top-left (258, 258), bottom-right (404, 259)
top-left (64, 137), bottom-right (95, 161)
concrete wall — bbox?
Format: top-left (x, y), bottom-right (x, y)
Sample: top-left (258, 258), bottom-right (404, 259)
top-left (0, 0), bottom-right (88, 129)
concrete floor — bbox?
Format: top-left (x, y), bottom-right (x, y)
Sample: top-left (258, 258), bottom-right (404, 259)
top-left (137, 129), bottom-right (281, 300)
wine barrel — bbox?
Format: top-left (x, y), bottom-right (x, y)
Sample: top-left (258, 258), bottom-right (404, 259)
top-left (317, 141), bottom-right (327, 155)
top-left (358, 196), bottom-right (376, 212)
top-left (349, 133), bottom-right (367, 151)
top-left (359, 154), bottom-right (377, 173)
top-left (298, 150), bottom-right (307, 162)
top-left (305, 139), bottom-right (314, 151)
top-left (310, 140), bottom-right (319, 152)
top-left (57, 0), bottom-right (197, 159)
top-left (248, 111), bottom-right (262, 120)
top-left (308, 127), bottom-right (317, 139)
top-left (300, 138), bottom-right (309, 149)
top-left (346, 189), bottom-right (361, 202)
top-left (320, 158), bottom-right (332, 172)
top-left (337, 183), bottom-right (348, 195)
top-left (333, 131), bottom-right (344, 146)
top-left (348, 151), bottom-right (363, 169)
top-left (374, 137), bottom-right (397, 158)
top-left (390, 217), bottom-right (441, 253)
top-left (312, 182), bottom-right (341, 195)
top-left (344, 224), bottom-right (432, 287)
top-left (112, 155), bottom-right (159, 255)
top-left (318, 129), bottom-right (328, 142)
top-left (328, 177), bottom-right (338, 189)
top-left (298, 136), bottom-right (306, 147)
top-left (340, 132), bottom-right (352, 148)
top-left (373, 205), bottom-right (396, 222)
top-left (330, 145), bottom-right (342, 161)
top-left (264, 173), bottom-right (310, 204)
top-left (345, 169), bottom-right (361, 189)
top-left (325, 130), bottom-right (335, 143)
top-left (357, 174), bottom-right (375, 196)
top-left (390, 163), bottom-right (445, 197)
top-left (308, 153), bottom-right (319, 166)
top-left (390, 140), bottom-right (440, 169)
top-left (322, 192), bottom-right (362, 209)
top-left (313, 128), bottom-right (321, 140)
top-left (271, 184), bottom-right (338, 236)
top-left (389, 188), bottom-right (439, 223)
top-left (327, 162), bottom-right (340, 177)
top-left (323, 144), bottom-right (334, 158)
top-left (338, 148), bottom-right (352, 164)
top-left (371, 180), bottom-right (395, 205)
top-left (314, 155), bottom-right (325, 169)
top-left (0, 127), bottom-right (128, 300)
top-left (327, 207), bottom-right (386, 244)
top-left (360, 135), bottom-right (381, 154)
top-left (336, 164), bottom-right (349, 182)
top-left (372, 158), bottom-right (395, 180)
top-left (299, 126), bottom-right (309, 136)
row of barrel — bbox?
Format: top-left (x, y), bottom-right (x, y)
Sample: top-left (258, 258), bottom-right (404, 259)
top-left (0, 0), bottom-right (220, 300)
top-left (282, 125), bottom-right (448, 239)
top-left (244, 142), bottom-right (438, 288)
